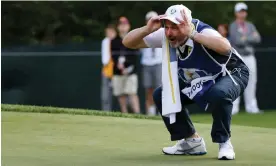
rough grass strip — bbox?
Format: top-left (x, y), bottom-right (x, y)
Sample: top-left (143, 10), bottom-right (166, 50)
top-left (1, 104), bottom-right (162, 120)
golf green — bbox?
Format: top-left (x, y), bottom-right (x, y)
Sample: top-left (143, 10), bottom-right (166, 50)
top-left (2, 110), bottom-right (276, 166)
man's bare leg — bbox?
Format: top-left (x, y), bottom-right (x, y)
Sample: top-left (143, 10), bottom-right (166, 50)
top-left (118, 95), bottom-right (128, 113)
top-left (129, 94), bottom-right (140, 114)
top-left (145, 88), bottom-right (156, 115)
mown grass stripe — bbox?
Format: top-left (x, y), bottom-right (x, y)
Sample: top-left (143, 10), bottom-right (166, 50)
top-left (2, 104), bottom-right (276, 129)
top-left (1, 104), bottom-right (162, 120)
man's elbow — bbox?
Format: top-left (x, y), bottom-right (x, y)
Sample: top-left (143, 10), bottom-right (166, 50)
top-left (223, 37), bottom-right (231, 48)
top-left (225, 41), bottom-right (232, 51)
top-left (219, 39), bottom-right (232, 55)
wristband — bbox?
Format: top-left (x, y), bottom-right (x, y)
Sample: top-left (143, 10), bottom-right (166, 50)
top-left (188, 24), bottom-right (197, 40)
top-left (189, 29), bottom-right (197, 40)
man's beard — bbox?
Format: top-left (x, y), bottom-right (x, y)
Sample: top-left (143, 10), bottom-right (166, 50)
top-left (169, 41), bottom-right (180, 48)
top-left (169, 37), bottom-right (188, 48)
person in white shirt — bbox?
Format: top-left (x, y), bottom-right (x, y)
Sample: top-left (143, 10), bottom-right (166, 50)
top-left (123, 4), bottom-right (250, 160)
top-left (141, 11), bottom-right (163, 116)
top-left (101, 24), bottom-right (117, 111)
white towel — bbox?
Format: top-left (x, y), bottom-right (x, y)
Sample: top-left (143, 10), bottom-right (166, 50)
top-left (161, 34), bottom-right (182, 124)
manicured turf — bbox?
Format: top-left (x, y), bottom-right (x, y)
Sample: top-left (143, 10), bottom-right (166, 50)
top-left (2, 104), bottom-right (276, 166)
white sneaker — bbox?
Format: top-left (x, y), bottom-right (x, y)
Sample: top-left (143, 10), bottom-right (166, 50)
top-left (218, 139), bottom-right (235, 160)
top-left (147, 106), bottom-right (156, 116)
top-left (162, 138), bottom-right (207, 155)
top-left (247, 109), bottom-right (263, 114)
top-left (232, 109), bottom-right (239, 115)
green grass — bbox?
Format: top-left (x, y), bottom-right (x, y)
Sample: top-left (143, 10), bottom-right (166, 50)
top-left (192, 112), bottom-right (276, 129)
top-left (2, 104), bottom-right (276, 128)
top-left (2, 104), bottom-right (276, 166)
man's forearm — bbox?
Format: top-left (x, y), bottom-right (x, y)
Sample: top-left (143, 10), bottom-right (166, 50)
top-left (246, 32), bottom-right (261, 45)
top-left (229, 25), bottom-right (247, 47)
top-left (123, 26), bottom-right (151, 49)
top-left (233, 36), bottom-right (247, 47)
top-left (193, 33), bottom-right (231, 55)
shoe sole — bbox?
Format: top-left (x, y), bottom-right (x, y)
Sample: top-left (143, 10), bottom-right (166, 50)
top-left (218, 156), bottom-right (235, 160)
top-left (162, 150), bottom-right (207, 156)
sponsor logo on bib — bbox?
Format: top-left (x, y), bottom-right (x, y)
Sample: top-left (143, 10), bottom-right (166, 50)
top-left (178, 68), bottom-right (211, 83)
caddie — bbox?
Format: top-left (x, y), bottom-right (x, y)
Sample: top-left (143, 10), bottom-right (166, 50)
top-left (123, 4), bottom-right (249, 160)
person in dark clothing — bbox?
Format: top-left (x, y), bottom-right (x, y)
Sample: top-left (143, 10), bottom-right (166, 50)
top-left (111, 16), bottom-right (140, 114)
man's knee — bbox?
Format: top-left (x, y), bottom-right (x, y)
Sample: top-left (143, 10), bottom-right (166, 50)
top-left (205, 86), bottom-right (231, 104)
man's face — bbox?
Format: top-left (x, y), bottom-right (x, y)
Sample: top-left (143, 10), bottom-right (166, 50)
top-left (164, 20), bottom-right (187, 48)
top-left (235, 10), bottom-right (247, 20)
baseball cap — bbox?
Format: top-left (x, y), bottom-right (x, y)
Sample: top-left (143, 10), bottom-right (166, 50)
top-left (118, 16), bottom-right (129, 25)
top-left (160, 4), bottom-right (192, 25)
top-left (235, 2), bottom-right (248, 12)
top-left (145, 11), bottom-right (158, 20)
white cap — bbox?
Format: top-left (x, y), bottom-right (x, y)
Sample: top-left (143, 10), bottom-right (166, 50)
top-left (160, 4), bottom-right (192, 25)
top-left (145, 11), bottom-right (158, 20)
top-left (235, 2), bottom-right (248, 12)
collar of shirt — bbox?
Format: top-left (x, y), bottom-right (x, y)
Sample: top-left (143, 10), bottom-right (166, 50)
top-left (178, 38), bottom-right (194, 53)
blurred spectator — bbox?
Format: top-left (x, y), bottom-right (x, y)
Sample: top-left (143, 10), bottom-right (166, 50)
top-left (101, 24), bottom-right (117, 111)
top-left (229, 2), bottom-right (262, 115)
top-left (111, 16), bottom-right (140, 114)
top-left (217, 24), bottom-right (229, 39)
top-left (141, 11), bottom-right (162, 116)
